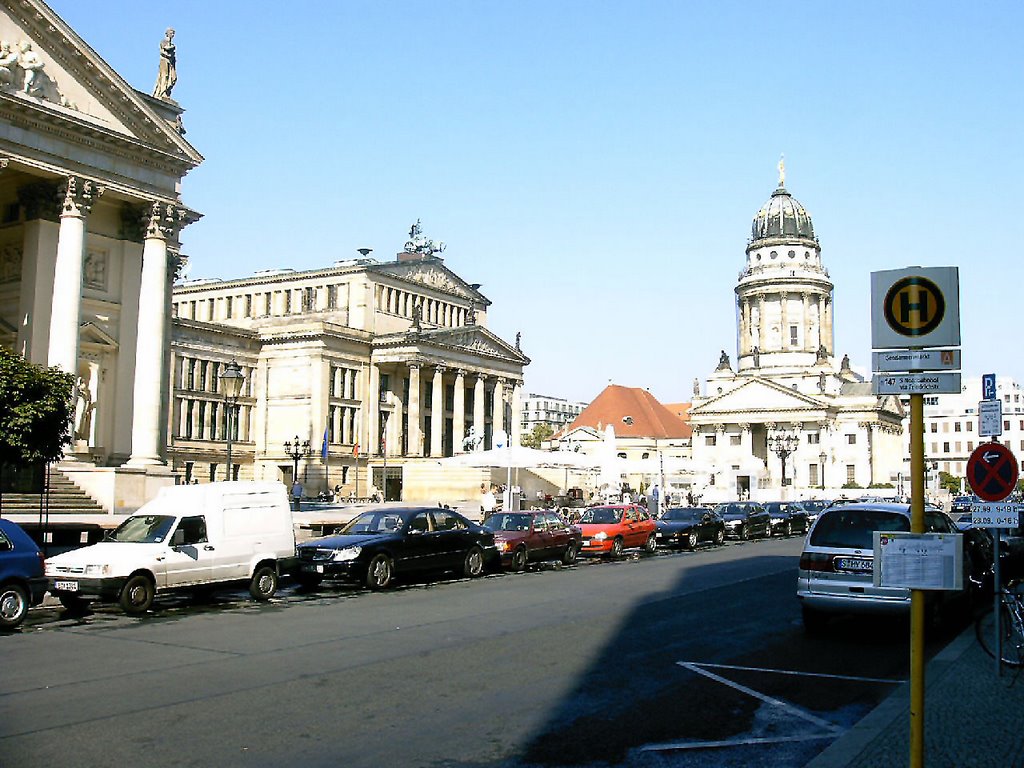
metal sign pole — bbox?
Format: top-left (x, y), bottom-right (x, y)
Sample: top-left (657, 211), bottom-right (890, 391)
top-left (909, 391), bottom-right (925, 768)
top-left (994, 525), bottom-right (1002, 677)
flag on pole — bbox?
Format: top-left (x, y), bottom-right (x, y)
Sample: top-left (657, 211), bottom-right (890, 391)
top-left (321, 427), bottom-right (329, 460)
top-left (353, 442), bottom-right (360, 458)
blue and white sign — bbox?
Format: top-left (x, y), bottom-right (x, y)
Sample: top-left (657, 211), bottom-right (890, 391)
top-left (982, 373), bottom-right (997, 401)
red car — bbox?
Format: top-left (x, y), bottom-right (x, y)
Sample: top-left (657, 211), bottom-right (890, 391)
top-left (483, 510), bottom-right (580, 570)
top-left (577, 505), bottom-right (658, 557)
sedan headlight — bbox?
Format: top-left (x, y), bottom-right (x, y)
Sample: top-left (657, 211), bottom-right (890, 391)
top-left (771, 517), bottom-right (784, 525)
top-left (85, 564), bottom-right (111, 576)
top-left (593, 532), bottom-right (608, 541)
top-left (331, 546), bottom-right (362, 562)
top-left (495, 540), bottom-right (510, 553)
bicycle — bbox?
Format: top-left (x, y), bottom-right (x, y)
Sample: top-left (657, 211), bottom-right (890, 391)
top-left (977, 578), bottom-right (1024, 667)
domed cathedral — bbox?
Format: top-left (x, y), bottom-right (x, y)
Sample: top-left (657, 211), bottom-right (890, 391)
top-left (689, 161), bottom-right (904, 502)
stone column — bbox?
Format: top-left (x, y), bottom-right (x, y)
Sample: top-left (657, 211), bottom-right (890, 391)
top-left (492, 378), bottom-right (506, 444)
top-left (825, 297), bottom-right (834, 354)
top-left (367, 363), bottom-right (380, 456)
top-left (48, 177), bottom-right (102, 374)
top-left (474, 374), bottom-right (486, 448)
top-left (802, 293), bottom-right (812, 351)
top-left (453, 369), bottom-right (466, 453)
top-left (128, 202), bottom-right (189, 466)
top-left (510, 380), bottom-right (523, 447)
top-left (779, 291), bottom-right (789, 347)
top-left (430, 365), bottom-right (445, 457)
top-left (758, 296), bottom-right (767, 352)
top-left (740, 299), bottom-right (751, 356)
top-left (407, 363), bottom-right (422, 457)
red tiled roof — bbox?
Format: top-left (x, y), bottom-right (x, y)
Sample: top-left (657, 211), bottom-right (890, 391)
top-left (567, 385), bottom-right (692, 439)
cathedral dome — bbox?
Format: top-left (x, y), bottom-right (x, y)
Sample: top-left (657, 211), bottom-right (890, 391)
top-left (750, 185), bottom-right (815, 244)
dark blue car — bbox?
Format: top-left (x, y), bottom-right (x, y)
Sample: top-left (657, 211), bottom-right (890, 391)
top-left (0, 519), bottom-right (47, 630)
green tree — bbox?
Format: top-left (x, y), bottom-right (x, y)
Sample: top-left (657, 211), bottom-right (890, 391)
top-left (938, 471), bottom-right (961, 495)
top-left (0, 348), bottom-right (75, 466)
top-left (521, 423), bottom-right (555, 449)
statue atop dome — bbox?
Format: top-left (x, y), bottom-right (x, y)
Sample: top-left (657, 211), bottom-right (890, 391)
top-left (777, 154), bottom-right (785, 187)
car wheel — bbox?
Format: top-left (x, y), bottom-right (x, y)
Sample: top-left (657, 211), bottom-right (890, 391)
top-left (686, 532), bottom-right (699, 550)
top-left (511, 546), bottom-right (528, 572)
top-left (784, 521), bottom-right (792, 537)
top-left (464, 546), bottom-right (485, 578)
top-left (119, 573), bottom-right (155, 615)
top-left (365, 554), bottom-right (393, 589)
top-left (802, 604), bottom-right (828, 634)
top-left (715, 529), bottom-right (725, 546)
top-left (0, 583), bottom-right (29, 630)
top-left (739, 525), bottom-right (748, 541)
top-left (765, 524), bottom-right (773, 538)
top-left (562, 541), bottom-right (579, 565)
top-left (644, 534), bottom-right (657, 554)
top-left (249, 565), bottom-right (278, 601)
top-left (58, 594), bottom-right (88, 613)
top-left (610, 537), bottom-right (624, 557)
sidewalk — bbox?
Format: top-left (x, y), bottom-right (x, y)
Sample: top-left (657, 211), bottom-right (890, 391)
top-left (806, 620), bottom-right (1024, 767)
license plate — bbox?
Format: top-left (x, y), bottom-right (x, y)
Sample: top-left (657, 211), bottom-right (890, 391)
top-left (302, 564), bottom-right (325, 574)
top-left (834, 557), bottom-right (873, 573)
top-left (582, 539), bottom-right (591, 546)
top-left (54, 580), bottom-right (79, 592)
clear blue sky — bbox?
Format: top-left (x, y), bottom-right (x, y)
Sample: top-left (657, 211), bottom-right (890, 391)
top-left (50, 1), bottom-right (1024, 404)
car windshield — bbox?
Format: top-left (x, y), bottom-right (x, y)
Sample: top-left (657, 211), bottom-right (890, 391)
top-left (764, 503), bottom-right (789, 514)
top-left (663, 509), bottom-right (701, 523)
top-left (578, 507), bottom-right (622, 524)
top-left (809, 508), bottom-right (909, 549)
top-left (714, 503), bottom-right (751, 517)
top-left (109, 515), bottom-right (176, 543)
top-left (341, 511), bottom-right (405, 535)
top-left (483, 513), bottom-right (533, 532)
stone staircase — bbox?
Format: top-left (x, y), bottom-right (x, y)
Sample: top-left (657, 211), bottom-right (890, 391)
top-left (0, 468), bottom-right (106, 517)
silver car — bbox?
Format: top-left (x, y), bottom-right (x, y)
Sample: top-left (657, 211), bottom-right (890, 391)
top-left (796, 503), bottom-right (970, 632)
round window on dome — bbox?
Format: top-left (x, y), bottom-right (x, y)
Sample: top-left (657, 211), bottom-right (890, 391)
top-left (770, 251), bottom-right (778, 259)
top-left (756, 254), bottom-right (762, 261)
top-left (805, 251), bottom-right (810, 259)
top-left (788, 250), bottom-right (796, 258)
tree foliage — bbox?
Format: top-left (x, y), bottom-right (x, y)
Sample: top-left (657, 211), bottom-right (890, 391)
top-left (0, 348), bottom-right (75, 465)
top-left (938, 471), bottom-right (962, 494)
top-left (521, 423), bottom-right (555, 449)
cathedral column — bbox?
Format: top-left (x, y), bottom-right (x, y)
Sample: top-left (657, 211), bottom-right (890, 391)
top-left (741, 299), bottom-right (752, 356)
top-left (492, 378), bottom-right (506, 444)
top-left (510, 379), bottom-right (523, 447)
top-left (128, 202), bottom-right (188, 466)
top-left (407, 363), bottom-right (422, 457)
top-left (48, 177), bottom-right (102, 375)
top-left (779, 291), bottom-right (789, 347)
top-left (430, 365), bottom-right (445, 457)
top-left (473, 374), bottom-right (486, 448)
top-left (757, 296), bottom-right (767, 352)
top-left (824, 297), bottom-right (834, 354)
top-left (367, 363), bottom-right (380, 455)
top-left (801, 293), bottom-right (812, 351)
top-left (453, 369), bottom-right (466, 453)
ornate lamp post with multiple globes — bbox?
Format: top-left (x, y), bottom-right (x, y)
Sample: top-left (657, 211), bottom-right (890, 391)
top-left (284, 435), bottom-right (311, 486)
top-left (767, 430), bottom-right (800, 488)
top-left (218, 360), bottom-right (245, 481)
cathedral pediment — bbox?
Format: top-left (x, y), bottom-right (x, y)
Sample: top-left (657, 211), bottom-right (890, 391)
top-left (692, 377), bottom-right (825, 416)
top-left (0, 1), bottom-right (201, 166)
top-left (420, 326), bottom-right (527, 362)
top-left (372, 258), bottom-right (488, 303)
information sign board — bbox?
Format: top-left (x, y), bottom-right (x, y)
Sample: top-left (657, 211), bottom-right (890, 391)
top-left (979, 400), bottom-right (1003, 437)
top-left (872, 349), bottom-right (961, 372)
top-left (969, 502), bottom-right (1022, 529)
top-left (873, 531), bottom-right (962, 591)
top-left (871, 267), bottom-right (961, 349)
top-left (871, 372), bottom-right (961, 395)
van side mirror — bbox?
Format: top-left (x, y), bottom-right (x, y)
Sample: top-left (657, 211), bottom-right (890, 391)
top-left (171, 529), bottom-right (186, 547)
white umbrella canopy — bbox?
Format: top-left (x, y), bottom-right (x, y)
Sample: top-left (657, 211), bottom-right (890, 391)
top-left (438, 445), bottom-right (600, 470)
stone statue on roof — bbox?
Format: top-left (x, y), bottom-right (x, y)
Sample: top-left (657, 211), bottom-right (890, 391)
top-left (153, 29), bottom-right (177, 100)
top-left (716, 350), bottom-right (731, 371)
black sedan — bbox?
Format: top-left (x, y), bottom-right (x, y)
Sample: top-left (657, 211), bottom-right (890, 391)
top-left (764, 501), bottom-right (810, 537)
top-left (655, 507), bottom-right (725, 550)
top-left (295, 507), bottom-right (498, 589)
top-left (714, 502), bottom-right (772, 540)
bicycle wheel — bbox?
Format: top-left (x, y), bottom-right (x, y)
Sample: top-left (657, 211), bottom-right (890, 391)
top-left (976, 599), bottom-right (1024, 668)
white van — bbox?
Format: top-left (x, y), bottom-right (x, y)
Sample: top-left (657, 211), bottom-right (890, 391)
top-left (46, 482), bottom-right (297, 615)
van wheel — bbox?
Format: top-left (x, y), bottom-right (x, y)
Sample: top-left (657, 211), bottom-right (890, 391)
top-left (464, 546), bottom-right (485, 578)
top-left (511, 546), bottom-right (528, 572)
top-left (249, 565), bottom-right (278, 601)
top-left (0, 583), bottom-right (29, 629)
top-left (120, 574), bottom-right (154, 614)
top-left (365, 554), bottom-right (393, 589)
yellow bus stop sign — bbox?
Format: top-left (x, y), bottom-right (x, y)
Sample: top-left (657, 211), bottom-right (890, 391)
top-left (883, 275), bottom-right (945, 337)
top-left (870, 267), bottom-right (960, 349)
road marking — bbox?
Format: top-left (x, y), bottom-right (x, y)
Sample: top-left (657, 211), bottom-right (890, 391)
top-left (641, 733), bottom-right (838, 752)
top-left (690, 660), bottom-right (907, 685)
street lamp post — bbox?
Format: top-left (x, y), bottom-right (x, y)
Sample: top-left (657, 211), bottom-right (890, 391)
top-left (767, 430), bottom-right (801, 489)
top-left (218, 360), bottom-right (245, 481)
top-left (819, 451), bottom-right (827, 491)
top-left (284, 436), bottom-right (311, 506)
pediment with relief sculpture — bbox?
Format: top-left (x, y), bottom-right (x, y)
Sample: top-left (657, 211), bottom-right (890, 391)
top-left (372, 258), bottom-right (487, 303)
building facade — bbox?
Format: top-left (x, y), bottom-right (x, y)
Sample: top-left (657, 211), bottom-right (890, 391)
top-left (520, 392), bottom-right (588, 441)
top-left (689, 168), bottom-right (904, 501)
top-left (169, 236), bottom-right (529, 502)
top-left (0, 2), bottom-right (202, 510)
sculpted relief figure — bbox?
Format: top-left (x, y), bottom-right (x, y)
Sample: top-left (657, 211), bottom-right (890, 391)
top-left (18, 41), bottom-right (44, 95)
top-left (153, 28), bottom-right (177, 99)
top-left (0, 41), bottom-right (18, 88)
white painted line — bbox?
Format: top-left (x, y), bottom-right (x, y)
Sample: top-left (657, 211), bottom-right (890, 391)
top-left (689, 660), bottom-right (907, 685)
top-left (676, 662), bottom-right (842, 732)
top-left (641, 733), bottom-right (838, 752)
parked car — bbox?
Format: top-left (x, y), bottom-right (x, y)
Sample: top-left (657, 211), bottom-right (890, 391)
top-left (46, 482), bottom-right (297, 615)
top-left (0, 519), bottom-right (47, 630)
top-left (655, 507), bottom-right (725, 550)
top-left (797, 502), bottom-right (991, 632)
top-left (714, 502), bottom-right (771, 540)
top-left (764, 501), bottom-right (810, 537)
top-left (796, 499), bottom-right (831, 524)
top-left (576, 505), bottom-right (657, 557)
top-left (295, 507), bottom-right (497, 589)
top-left (483, 510), bottom-right (580, 570)
top-left (950, 495), bottom-right (979, 517)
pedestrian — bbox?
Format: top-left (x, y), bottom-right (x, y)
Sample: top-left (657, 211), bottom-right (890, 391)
top-left (481, 483), bottom-right (497, 521)
top-left (291, 479), bottom-right (303, 512)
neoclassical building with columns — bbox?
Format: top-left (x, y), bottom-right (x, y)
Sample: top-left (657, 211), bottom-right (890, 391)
top-left (0, 1), bottom-right (202, 510)
top-left (169, 230), bottom-right (529, 502)
top-left (690, 169), bottom-right (904, 501)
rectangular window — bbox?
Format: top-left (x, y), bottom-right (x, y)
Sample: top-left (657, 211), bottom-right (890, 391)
top-left (955, 442), bottom-right (961, 452)
top-left (225, 296), bottom-right (233, 318)
top-left (846, 465), bottom-right (856, 484)
top-left (807, 433), bottom-right (820, 444)
top-left (930, 423), bottom-right (938, 433)
top-left (705, 435), bottom-right (716, 447)
top-left (809, 464), bottom-right (819, 486)
top-left (730, 434), bottom-right (741, 446)
top-left (954, 422), bottom-right (961, 432)
top-left (968, 441), bottom-right (974, 451)
top-left (1005, 420), bottom-right (1011, 431)
top-left (943, 442), bottom-right (950, 453)
top-left (846, 434), bottom-right (856, 445)
top-left (967, 422), bottom-right (973, 432)
top-left (790, 325), bottom-right (799, 346)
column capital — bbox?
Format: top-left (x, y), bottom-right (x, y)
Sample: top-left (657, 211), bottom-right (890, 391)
top-left (432, 363), bottom-right (446, 377)
top-left (60, 175), bottom-right (104, 218)
top-left (454, 368), bottom-right (467, 379)
top-left (408, 361), bottom-right (422, 372)
top-left (144, 201), bottom-right (200, 244)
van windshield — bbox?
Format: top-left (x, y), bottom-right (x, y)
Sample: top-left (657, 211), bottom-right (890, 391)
top-left (109, 515), bottom-right (176, 543)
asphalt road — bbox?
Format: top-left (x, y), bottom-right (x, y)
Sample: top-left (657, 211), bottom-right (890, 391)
top-left (0, 537), bottom-right (963, 768)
